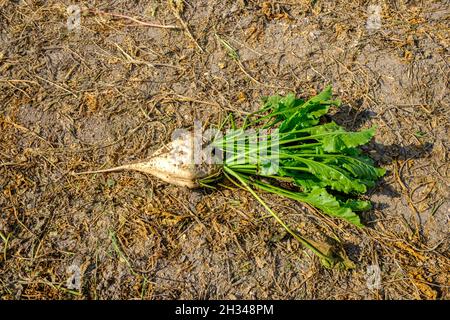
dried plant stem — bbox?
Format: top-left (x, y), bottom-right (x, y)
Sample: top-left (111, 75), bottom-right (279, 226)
top-left (89, 9), bottom-right (180, 30)
top-left (168, 1), bottom-right (204, 52)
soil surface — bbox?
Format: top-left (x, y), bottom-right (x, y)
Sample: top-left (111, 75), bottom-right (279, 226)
top-left (0, 1), bottom-right (449, 299)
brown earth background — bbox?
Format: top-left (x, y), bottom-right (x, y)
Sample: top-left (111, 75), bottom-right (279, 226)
top-left (0, 0), bottom-right (449, 299)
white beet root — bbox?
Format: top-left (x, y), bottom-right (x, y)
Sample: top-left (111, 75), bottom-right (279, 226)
top-left (75, 133), bottom-right (221, 188)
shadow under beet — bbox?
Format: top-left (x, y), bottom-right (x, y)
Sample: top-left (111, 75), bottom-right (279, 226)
top-left (327, 104), bottom-right (435, 226)
top-left (326, 102), bottom-right (377, 131)
top-left (362, 145), bottom-right (433, 228)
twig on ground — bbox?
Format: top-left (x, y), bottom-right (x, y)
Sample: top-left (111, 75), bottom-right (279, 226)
top-left (89, 8), bottom-right (180, 30)
top-left (168, 0), bottom-right (204, 53)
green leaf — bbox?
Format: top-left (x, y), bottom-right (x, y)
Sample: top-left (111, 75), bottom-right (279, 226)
top-left (322, 155), bottom-right (386, 180)
top-left (251, 180), bottom-right (363, 227)
top-left (414, 131), bottom-right (426, 138)
top-left (300, 122), bottom-right (342, 135)
top-left (280, 103), bottom-right (329, 133)
top-left (259, 159), bottom-right (279, 175)
top-left (340, 199), bottom-right (372, 211)
top-left (285, 154), bottom-right (368, 193)
top-left (304, 188), bottom-right (363, 226)
top-left (321, 127), bottom-right (376, 152)
top-left (300, 123), bottom-right (377, 153)
top-left (260, 93), bottom-right (305, 127)
top-left (293, 173), bottom-right (328, 191)
top-left (279, 86), bottom-right (340, 133)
